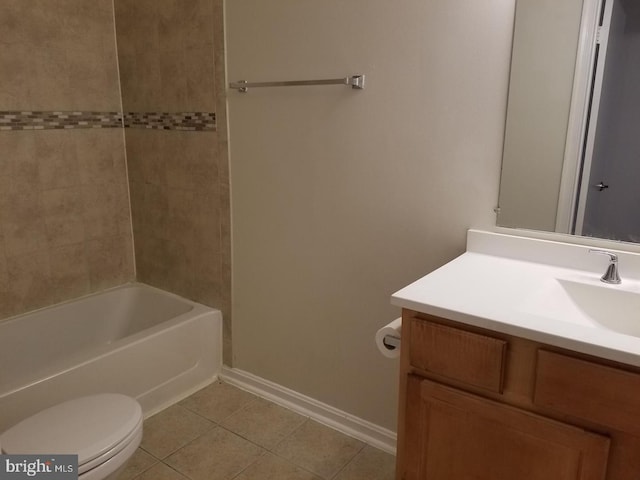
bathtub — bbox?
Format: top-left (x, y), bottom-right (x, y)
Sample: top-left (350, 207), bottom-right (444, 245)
top-left (0, 283), bottom-right (222, 431)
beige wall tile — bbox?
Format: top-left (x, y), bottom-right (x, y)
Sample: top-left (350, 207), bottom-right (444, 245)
top-left (36, 131), bottom-right (81, 189)
top-left (42, 188), bottom-right (84, 218)
top-left (184, 45), bottom-right (216, 112)
top-left (0, 186), bottom-right (44, 225)
top-left (126, 131), bottom-right (166, 186)
top-left (2, 220), bottom-right (48, 258)
top-left (212, 0), bottom-right (232, 363)
top-left (0, 129), bottom-right (135, 322)
top-left (6, 250), bottom-right (54, 313)
top-left (0, 249), bottom-right (20, 319)
top-left (128, 129), bottom-right (225, 310)
top-left (45, 214), bottom-right (86, 248)
top-left (76, 129), bottom-right (128, 185)
top-left (82, 183), bottom-right (129, 239)
top-left (0, 0), bottom-right (120, 111)
top-left (87, 234), bottom-right (135, 291)
top-left (134, 235), bottom-right (170, 290)
top-left (0, 183), bottom-right (47, 257)
top-left (222, 335), bottom-right (233, 368)
top-left (165, 132), bottom-right (218, 191)
top-left (48, 243), bottom-right (91, 302)
top-left (0, 131), bottom-right (38, 184)
top-left (114, 0), bottom-right (215, 112)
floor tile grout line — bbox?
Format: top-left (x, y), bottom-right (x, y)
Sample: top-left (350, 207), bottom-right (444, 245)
top-left (163, 461), bottom-right (194, 480)
top-left (227, 449), bottom-right (269, 480)
top-left (328, 442), bottom-right (368, 480)
top-left (267, 416), bottom-right (312, 452)
top-left (177, 381), bottom-right (262, 425)
top-left (139, 403), bottom-right (219, 461)
top-left (214, 418), bottom-right (342, 480)
top-left (132, 381), bottom-right (391, 480)
top-left (265, 448), bottom-right (327, 480)
top-left (128, 450), bottom-right (158, 480)
top-left (216, 394), bottom-right (263, 427)
top-left (213, 379), bottom-right (389, 455)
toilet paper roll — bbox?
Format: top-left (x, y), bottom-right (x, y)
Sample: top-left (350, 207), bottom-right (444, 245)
top-left (375, 317), bottom-right (402, 359)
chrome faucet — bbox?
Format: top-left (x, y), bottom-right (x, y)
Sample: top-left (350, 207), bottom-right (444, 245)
top-left (589, 249), bottom-right (621, 284)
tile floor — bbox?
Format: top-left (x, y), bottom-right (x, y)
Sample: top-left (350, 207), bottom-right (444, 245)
top-left (118, 381), bottom-right (396, 480)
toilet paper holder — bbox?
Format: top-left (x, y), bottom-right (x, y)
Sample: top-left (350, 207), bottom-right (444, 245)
top-left (382, 334), bottom-right (401, 350)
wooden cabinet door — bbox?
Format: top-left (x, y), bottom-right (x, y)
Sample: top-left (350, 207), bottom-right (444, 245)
top-left (401, 376), bottom-right (610, 480)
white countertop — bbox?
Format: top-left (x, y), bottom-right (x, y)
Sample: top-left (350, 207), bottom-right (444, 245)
top-left (391, 229), bottom-right (640, 367)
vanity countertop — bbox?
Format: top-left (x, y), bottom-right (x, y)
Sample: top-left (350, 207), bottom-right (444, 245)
top-left (391, 229), bottom-right (640, 367)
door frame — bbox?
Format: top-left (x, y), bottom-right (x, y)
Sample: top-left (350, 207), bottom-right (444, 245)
top-left (555, 0), bottom-right (607, 234)
top-left (573, 0), bottom-right (614, 234)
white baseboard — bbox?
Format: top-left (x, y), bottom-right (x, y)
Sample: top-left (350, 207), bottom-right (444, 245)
top-left (220, 366), bottom-right (397, 455)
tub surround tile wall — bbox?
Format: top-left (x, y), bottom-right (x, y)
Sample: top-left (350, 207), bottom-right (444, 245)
top-left (0, 129), bottom-right (134, 319)
top-left (0, 0), bottom-right (135, 320)
top-left (0, 0), bottom-right (121, 112)
top-left (126, 129), bottom-right (223, 308)
top-left (212, 0), bottom-right (233, 364)
top-left (115, 0), bottom-right (232, 363)
top-left (114, 0), bottom-right (217, 113)
top-left (0, 0), bottom-right (232, 351)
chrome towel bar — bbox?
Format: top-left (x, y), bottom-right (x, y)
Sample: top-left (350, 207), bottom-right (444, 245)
top-left (229, 74), bottom-right (365, 93)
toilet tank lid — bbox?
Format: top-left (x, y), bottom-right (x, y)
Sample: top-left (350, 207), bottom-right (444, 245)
top-left (0, 394), bottom-right (142, 466)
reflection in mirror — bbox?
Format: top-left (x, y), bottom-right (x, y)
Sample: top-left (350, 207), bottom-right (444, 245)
top-left (497, 0), bottom-right (640, 243)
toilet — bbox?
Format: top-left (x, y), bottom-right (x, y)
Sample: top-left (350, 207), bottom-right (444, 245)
top-left (0, 394), bottom-right (143, 480)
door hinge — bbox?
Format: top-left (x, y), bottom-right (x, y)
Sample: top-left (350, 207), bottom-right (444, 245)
top-left (596, 25), bottom-right (603, 45)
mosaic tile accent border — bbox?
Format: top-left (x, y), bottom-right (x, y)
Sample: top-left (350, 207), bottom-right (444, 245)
top-left (124, 112), bottom-right (216, 131)
top-left (0, 111), bottom-right (216, 131)
top-left (0, 111), bottom-right (123, 130)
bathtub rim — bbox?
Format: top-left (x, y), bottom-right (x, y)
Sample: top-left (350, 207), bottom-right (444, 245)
top-left (0, 282), bottom-right (221, 397)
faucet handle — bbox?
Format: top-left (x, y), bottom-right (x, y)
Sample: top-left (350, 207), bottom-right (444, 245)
top-left (588, 249), bottom-right (618, 262)
top-left (589, 249), bottom-right (621, 284)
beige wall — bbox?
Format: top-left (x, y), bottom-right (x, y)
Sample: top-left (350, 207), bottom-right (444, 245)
top-left (115, 0), bottom-right (232, 362)
top-left (0, 0), bottom-right (134, 320)
top-left (227, 0), bottom-right (515, 431)
top-left (498, 0), bottom-right (584, 231)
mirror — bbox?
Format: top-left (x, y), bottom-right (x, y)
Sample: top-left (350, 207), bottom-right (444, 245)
top-left (497, 0), bottom-right (640, 243)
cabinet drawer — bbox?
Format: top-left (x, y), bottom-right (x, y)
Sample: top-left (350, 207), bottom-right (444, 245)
top-left (409, 318), bottom-right (507, 393)
top-left (535, 350), bottom-right (640, 435)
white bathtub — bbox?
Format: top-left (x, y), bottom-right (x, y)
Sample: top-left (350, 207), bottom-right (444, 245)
top-left (0, 283), bottom-right (222, 431)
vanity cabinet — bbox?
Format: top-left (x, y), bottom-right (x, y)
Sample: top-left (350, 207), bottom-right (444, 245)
top-left (396, 311), bottom-right (640, 480)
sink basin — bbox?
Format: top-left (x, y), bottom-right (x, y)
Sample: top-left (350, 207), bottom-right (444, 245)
top-left (520, 279), bottom-right (640, 337)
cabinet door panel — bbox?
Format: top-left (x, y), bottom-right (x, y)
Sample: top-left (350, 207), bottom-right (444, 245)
top-left (402, 376), bottom-right (609, 480)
